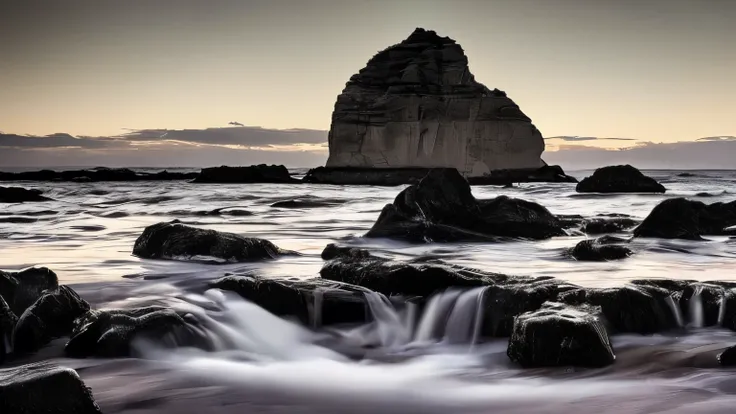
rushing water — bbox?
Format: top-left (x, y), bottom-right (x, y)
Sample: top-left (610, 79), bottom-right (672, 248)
top-left (2, 168), bottom-right (736, 413)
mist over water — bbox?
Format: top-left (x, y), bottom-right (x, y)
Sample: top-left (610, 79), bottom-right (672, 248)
top-left (2, 169), bottom-right (736, 413)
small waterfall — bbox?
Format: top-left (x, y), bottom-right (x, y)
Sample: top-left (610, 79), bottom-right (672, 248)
top-left (443, 287), bottom-right (489, 345)
top-left (311, 289), bottom-right (324, 329)
top-left (718, 293), bottom-right (727, 326)
top-left (413, 290), bottom-right (463, 342)
top-left (689, 286), bottom-right (705, 328)
top-left (363, 291), bottom-right (412, 347)
top-left (4, 334), bottom-right (12, 354)
top-left (665, 295), bottom-right (684, 328)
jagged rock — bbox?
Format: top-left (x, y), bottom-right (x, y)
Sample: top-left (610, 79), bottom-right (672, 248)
top-left (326, 28), bottom-right (546, 177)
top-left (211, 275), bottom-right (369, 326)
top-left (0, 363), bottom-right (102, 413)
top-left (718, 345), bottom-right (736, 366)
top-left (576, 165), bottom-right (666, 193)
top-left (12, 286), bottom-right (90, 353)
top-left (0, 168), bottom-right (197, 182)
top-left (365, 169), bottom-right (565, 242)
top-left (65, 307), bottom-right (207, 357)
top-left (0, 187), bottom-right (50, 203)
top-left (569, 238), bottom-right (633, 261)
top-left (0, 267), bottom-right (59, 316)
top-left (634, 198), bottom-right (736, 239)
top-left (132, 220), bottom-right (293, 262)
top-left (321, 244), bottom-right (371, 261)
top-left (0, 296), bottom-right (17, 363)
top-left (582, 218), bottom-right (639, 234)
top-left (507, 302), bottom-right (615, 367)
top-left (192, 165), bottom-right (296, 184)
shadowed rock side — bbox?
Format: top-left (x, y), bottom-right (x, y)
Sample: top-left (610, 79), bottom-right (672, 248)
top-left (634, 198), bottom-right (736, 239)
top-left (576, 165), bottom-right (666, 193)
top-left (507, 302), bottom-right (615, 367)
top-left (0, 167), bottom-right (198, 182)
top-left (0, 296), bottom-right (17, 363)
top-left (0, 187), bottom-right (51, 203)
top-left (365, 168), bottom-right (565, 242)
top-left (0, 267), bottom-right (59, 316)
top-left (0, 363), bottom-right (102, 413)
top-left (132, 220), bottom-right (293, 262)
top-left (326, 28), bottom-right (545, 177)
top-left (569, 238), bottom-right (633, 261)
top-left (192, 164), bottom-right (297, 184)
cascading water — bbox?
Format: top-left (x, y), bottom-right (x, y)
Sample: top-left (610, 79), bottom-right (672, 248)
top-left (689, 286), bottom-right (705, 328)
top-left (665, 295), bottom-right (684, 328)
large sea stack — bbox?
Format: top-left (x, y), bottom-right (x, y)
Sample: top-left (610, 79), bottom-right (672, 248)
top-left (304, 28), bottom-right (571, 185)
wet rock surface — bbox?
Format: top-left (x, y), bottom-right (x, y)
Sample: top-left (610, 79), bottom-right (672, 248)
top-left (193, 164), bottom-right (296, 184)
top-left (0, 186), bottom-right (50, 203)
top-left (0, 267), bottom-right (59, 316)
top-left (133, 220), bottom-right (293, 262)
top-left (582, 218), bottom-right (639, 235)
top-left (569, 238), bottom-right (633, 261)
top-left (634, 198), bottom-right (736, 239)
top-left (0, 363), bottom-right (102, 413)
top-left (507, 302), bottom-right (615, 367)
top-left (576, 165), bottom-right (666, 193)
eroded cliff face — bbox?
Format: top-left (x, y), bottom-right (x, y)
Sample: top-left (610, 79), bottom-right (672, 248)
top-left (326, 28), bottom-right (545, 177)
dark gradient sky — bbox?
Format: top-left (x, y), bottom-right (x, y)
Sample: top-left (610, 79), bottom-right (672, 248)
top-left (0, 0), bottom-right (734, 167)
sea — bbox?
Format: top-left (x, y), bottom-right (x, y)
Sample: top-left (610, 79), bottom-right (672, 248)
top-left (1, 168), bottom-right (736, 413)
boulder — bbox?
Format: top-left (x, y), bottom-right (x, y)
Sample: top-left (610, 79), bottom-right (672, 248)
top-left (633, 198), bottom-right (736, 239)
top-left (576, 165), bottom-right (665, 193)
top-left (582, 218), bottom-right (639, 234)
top-left (0, 267), bottom-right (59, 315)
top-left (132, 220), bottom-right (293, 262)
top-left (193, 165), bottom-right (296, 184)
top-left (569, 238), bottom-right (633, 261)
top-left (0, 186), bottom-right (50, 203)
top-left (12, 286), bottom-right (90, 353)
top-left (321, 243), bottom-right (371, 261)
top-left (211, 275), bottom-right (369, 326)
top-left (0, 363), bottom-right (102, 413)
top-left (507, 302), bottom-right (615, 367)
top-left (718, 345), bottom-right (736, 366)
top-left (65, 307), bottom-right (207, 358)
top-left (326, 28), bottom-right (546, 178)
top-left (365, 169), bottom-right (565, 242)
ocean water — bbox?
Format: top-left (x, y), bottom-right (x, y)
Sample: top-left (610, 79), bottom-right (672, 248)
top-left (2, 169), bottom-right (736, 413)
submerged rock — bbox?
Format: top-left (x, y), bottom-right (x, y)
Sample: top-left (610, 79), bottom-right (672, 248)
top-left (211, 275), bottom-right (369, 326)
top-left (326, 28), bottom-right (546, 177)
top-left (507, 302), bottom-right (615, 367)
top-left (132, 220), bottom-right (292, 262)
top-left (576, 165), bottom-right (665, 193)
top-left (193, 165), bottom-right (296, 184)
top-left (0, 363), bottom-right (102, 413)
top-left (321, 243), bottom-right (371, 261)
top-left (365, 169), bottom-right (565, 242)
top-left (12, 286), bottom-right (90, 353)
top-left (0, 267), bottom-right (59, 316)
top-left (634, 198), bottom-right (736, 239)
top-left (582, 218), bottom-right (639, 235)
top-left (569, 238), bottom-right (633, 261)
top-left (0, 186), bottom-right (50, 203)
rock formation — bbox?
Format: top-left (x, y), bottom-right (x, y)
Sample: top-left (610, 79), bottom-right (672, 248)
top-left (324, 28), bottom-right (548, 178)
top-left (192, 164), bottom-right (296, 184)
top-left (633, 198), bottom-right (736, 239)
top-left (0, 187), bottom-right (50, 203)
top-left (576, 165), bottom-right (666, 193)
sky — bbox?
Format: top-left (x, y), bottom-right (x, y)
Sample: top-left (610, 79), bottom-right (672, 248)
top-left (1, 0), bottom-right (735, 168)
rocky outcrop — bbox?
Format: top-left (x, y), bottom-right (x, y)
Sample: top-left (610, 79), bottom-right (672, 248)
top-left (634, 198), bottom-right (736, 239)
top-left (576, 165), bottom-right (666, 193)
top-left (0, 168), bottom-right (198, 182)
top-left (0, 187), bottom-right (50, 203)
top-left (193, 165), bottom-right (296, 184)
top-left (364, 169), bottom-right (565, 242)
top-left (507, 302), bottom-right (615, 367)
top-left (0, 267), bottom-right (59, 316)
top-left (0, 363), bottom-right (102, 413)
top-left (132, 220), bottom-right (293, 262)
top-left (568, 238), bottom-right (633, 261)
top-left (326, 28), bottom-right (546, 178)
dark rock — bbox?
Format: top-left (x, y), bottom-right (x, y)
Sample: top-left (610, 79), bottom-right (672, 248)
top-left (0, 187), bottom-right (50, 203)
top-left (678, 283), bottom-right (725, 328)
top-left (365, 169), bottom-right (565, 242)
top-left (677, 172), bottom-right (698, 178)
top-left (303, 167), bottom-right (437, 186)
top-left (633, 198), bottom-right (736, 239)
top-left (193, 165), bottom-right (296, 184)
top-left (718, 345), bottom-right (736, 366)
top-left (0, 363), bottom-right (102, 413)
top-left (132, 220), bottom-right (293, 262)
top-left (0, 168), bottom-right (197, 182)
top-left (271, 198), bottom-right (344, 208)
top-left (569, 238), bottom-right (633, 261)
top-left (65, 307), bottom-right (207, 357)
top-left (556, 214), bottom-right (585, 229)
top-left (467, 165), bottom-right (578, 185)
top-left (12, 286), bottom-right (90, 353)
top-left (0, 267), bottom-right (59, 315)
top-left (507, 302), bottom-right (615, 367)
top-left (576, 165), bottom-right (666, 193)
top-left (321, 243), bottom-right (371, 261)
top-left (629, 279), bottom-right (695, 293)
top-left (211, 275), bottom-right (369, 326)
top-left (0, 296), bottom-right (17, 363)
top-left (582, 218), bottom-right (639, 234)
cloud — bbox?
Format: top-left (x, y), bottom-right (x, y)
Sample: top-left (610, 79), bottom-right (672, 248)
top-left (228, 121), bottom-right (245, 127)
top-left (696, 135), bottom-right (736, 142)
top-left (545, 136), bottom-right (638, 142)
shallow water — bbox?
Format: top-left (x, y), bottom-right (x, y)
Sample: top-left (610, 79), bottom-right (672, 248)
top-left (2, 168), bottom-right (736, 413)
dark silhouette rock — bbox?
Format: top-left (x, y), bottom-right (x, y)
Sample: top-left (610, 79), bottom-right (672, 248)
top-left (0, 168), bottom-right (197, 182)
top-left (271, 198), bottom-right (344, 208)
top-left (633, 198), bottom-right (736, 239)
top-left (193, 164), bottom-right (296, 184)
top-left (65, 307), bottom-right (207, 358)
top-left (0, 267), bottom-right (59, 316)
top-left (0, 187), bottom-right (50, 203)
top-left (321, 244), bottom-right (371, 261)
top-left (365, 169), bottom-right (565, 242)
top-left (718, 345), bottom-right (736, 366)
top-left (0, 296), bottom-right (17, 363)
top-left (0, 363), bottom-right (102, 413)
top-left (569, 238), bottom-right (633, 261)
top-left (132, 220), bottom-right (293, 262)
top-left (12, 286), bottom-right (90, 353)
top-left (467, 165), bottom-right (578, 185)
top-left (576, 165), bottom-right (666, 193)
top-left (582, 218), bottom-right (639, 234)
top-left (211, 275), bottom-right (369, 326)
top-left (507, 302), bottom-right (615, 367)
